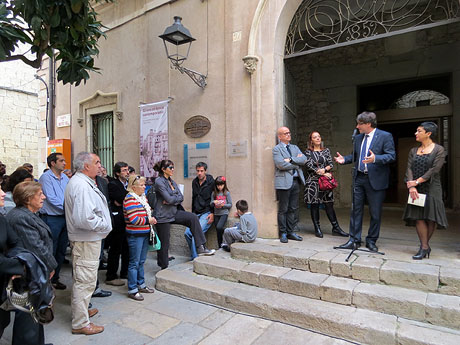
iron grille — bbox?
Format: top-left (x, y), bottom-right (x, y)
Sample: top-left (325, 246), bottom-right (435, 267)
top-left (92, 112), bottom-right (114, 177)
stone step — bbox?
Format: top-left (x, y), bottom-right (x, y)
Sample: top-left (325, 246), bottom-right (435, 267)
top-left (155, 262), bottom-right (460, 345)
top-left (192, 254), bottom-right (460, 331)
top-left (230, 240), bottom-right (460, 296)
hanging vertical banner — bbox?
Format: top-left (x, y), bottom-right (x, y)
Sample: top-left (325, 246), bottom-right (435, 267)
top-left (140, 100), bottom-right (169, 178)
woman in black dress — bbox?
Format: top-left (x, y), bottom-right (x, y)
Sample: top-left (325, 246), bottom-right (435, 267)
top-left (304, 131), bottom-right (348, 238)
top-left (403, 122), bottom-right (447, 260)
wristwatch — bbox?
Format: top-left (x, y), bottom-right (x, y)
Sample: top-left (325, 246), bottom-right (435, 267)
top-left (415, 180), bottom-right (419, 185)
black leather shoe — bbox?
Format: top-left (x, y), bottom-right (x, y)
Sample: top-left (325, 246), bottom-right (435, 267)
top-left (337, 239), bottom-right (360, 250)
top-left (280, 233), bottom-right (288, 243)
top-left (92, 289), bottom-right (112, 298)
top-left (52, 281), bottom-right (67, 290)
top-left (287, 233), bottom-right (303, 241)
top-left (366, 242), bottom-right (378, 252)
top-left (98, 262), bottom-right (108, 270)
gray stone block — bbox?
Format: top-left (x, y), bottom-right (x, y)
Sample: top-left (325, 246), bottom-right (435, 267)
top-left (193, 256), bottom-right (248, 282)
top-left (320, 276), bottom-right (360, 305)
top-left (353, 282), bottom-right (427, 321)
top-left (309, 252), bottom-right (338, 274)
top-left (331, 253), bottom-right (357, 278)
top-left (231, 242), bottom-right (290, 266)
top-left (279, 269), bottom-right (328, 299)
top-left (283, 248), bottom-right (317, 271)
top-left (439, 267), bottom-right (460, 296)
top-left (239, 262), bottom-right (272, 286)
top-left (259, 266), bottom-right (291, 290)
top-left (397, 319), bottom-right (460, 345)
top-left (380, 260), bottom-right (439, 291)
top-left (426, 293), bottom-right (460, 329)
top-left (351, 256), bottom-right (383, 282)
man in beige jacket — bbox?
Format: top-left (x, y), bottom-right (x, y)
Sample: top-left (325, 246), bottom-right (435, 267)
top-left (65, 152), bottom-right (112, 335)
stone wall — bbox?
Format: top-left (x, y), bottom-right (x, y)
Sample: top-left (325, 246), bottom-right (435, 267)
top-left (285, 22), bottom-right (460, 207)
top-left (0, 58), bottom-right (45, 178)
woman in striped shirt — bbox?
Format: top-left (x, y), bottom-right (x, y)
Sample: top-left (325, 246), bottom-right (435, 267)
top-left (123, 175), bottom-right (157, 301)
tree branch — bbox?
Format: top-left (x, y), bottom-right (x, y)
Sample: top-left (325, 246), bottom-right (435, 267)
top-left (2, 54), bottom-right (42, 68)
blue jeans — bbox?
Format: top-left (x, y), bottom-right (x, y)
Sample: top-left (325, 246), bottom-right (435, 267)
top-left (126, 235), bottom-right (149, 294)
top-left (41, 215), bottom-right (67, 281)
top-left (184, 211), bottom-right (212, 260)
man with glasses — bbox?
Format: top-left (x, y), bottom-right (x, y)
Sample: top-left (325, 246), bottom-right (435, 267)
top-left (273, 127), bottom-right (307, 243)
top-left (335, 112), bottom-right (395, 252)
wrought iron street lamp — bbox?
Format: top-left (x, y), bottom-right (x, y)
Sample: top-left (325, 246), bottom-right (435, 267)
top-left (159, 16), bottom-right (207, 89)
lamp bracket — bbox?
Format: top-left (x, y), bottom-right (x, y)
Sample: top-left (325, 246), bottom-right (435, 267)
top-left (171, 61), bottom-right (207, 89)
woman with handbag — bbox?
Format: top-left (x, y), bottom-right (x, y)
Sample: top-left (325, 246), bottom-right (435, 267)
top-left (304, 131), bottom-right (348, 238)
top-left (3, 182), bottom-right (56, 345)
top-left (123, 175), bottom-right (157, 301)
top-left (403, 122), bottom-right (447, 260)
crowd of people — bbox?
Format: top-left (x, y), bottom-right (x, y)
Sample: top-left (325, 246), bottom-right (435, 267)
top-left (0, 152), bottom-right (258, 343)
top-left (0, 110), bottom-right (449, 343)
top-left (273, 111), bottom-right (448, 261)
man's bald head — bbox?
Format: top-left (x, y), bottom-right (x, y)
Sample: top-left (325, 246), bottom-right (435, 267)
top-left (277, 127), bottom-right (291, 144)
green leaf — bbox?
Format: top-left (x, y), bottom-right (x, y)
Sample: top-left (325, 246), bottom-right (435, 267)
top-left (71, 0), bottom-right (83, 14)
top-left (31, 15), bottom-right (42, 32)
top-left (50, 10), bottom-right (60, 27)
top-left (69, 27), bottom-right (78, 40)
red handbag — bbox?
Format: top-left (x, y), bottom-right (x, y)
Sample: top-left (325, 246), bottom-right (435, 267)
top-left (318, 174), bottom-right (338, 191)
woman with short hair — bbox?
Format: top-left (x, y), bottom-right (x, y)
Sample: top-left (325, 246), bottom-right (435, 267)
top-left (123, 175), bottom-right (156, 301)
top-left (403, 122), bottom-right (447, 260)
top-left (4, 181), bottom-right (56, 345)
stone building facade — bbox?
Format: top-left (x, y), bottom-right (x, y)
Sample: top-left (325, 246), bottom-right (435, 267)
top-left (47, 0), bottom-right (460, 243)
top-left (0, 57), bottom-right (46, 178)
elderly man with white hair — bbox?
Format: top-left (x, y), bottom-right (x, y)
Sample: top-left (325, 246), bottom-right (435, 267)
top-left (64, 152), bottom-right (112, 335)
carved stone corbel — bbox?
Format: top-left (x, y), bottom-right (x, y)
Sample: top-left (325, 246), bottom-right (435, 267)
top-left (242, 55), bottom-right (259, 74)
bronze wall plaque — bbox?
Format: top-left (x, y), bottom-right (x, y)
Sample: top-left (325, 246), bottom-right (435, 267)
top-left (184, 115), bottom-right (211, 138)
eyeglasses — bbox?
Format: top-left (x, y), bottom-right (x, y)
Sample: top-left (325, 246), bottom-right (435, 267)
top-left (134, 175), bottom-right (141, 181)
top-left (282, 132), bottom-right (291, 135)
top-left (167, 166), bottom-right (175, 170)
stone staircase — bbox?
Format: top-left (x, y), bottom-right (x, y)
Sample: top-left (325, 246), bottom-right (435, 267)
top-left (156, 238), bottom-right (460, 345)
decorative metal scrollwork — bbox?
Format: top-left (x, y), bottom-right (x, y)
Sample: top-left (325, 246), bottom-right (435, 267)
top-left (285, 0), bottom-right (460, 57)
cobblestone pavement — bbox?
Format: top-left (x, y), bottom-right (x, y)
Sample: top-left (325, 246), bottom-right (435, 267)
top-left (0, 252), bottom-right (352, 345)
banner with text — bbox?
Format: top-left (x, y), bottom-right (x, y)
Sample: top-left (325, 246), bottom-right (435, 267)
top-left (140, 100), bottom-right (168, 179)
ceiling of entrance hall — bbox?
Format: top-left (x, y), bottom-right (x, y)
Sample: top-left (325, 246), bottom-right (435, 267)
top-left (285, 0), bottom-right (460, 57)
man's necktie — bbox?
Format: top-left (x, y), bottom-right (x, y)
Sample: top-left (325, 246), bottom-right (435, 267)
top-left (359, 135), bottom-right (369, 172)
top-left (286, 144), bottom-right (292, 156)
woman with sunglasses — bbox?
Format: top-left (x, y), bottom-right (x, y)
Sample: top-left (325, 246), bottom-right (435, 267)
top-left (153, 160), bottom-right (214, 269)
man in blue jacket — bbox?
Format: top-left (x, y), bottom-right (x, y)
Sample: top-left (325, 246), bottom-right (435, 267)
top-left (335, 112), bottom-right (396, 252)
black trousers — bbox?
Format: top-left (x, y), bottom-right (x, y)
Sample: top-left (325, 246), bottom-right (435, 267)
top-left (156, 210), bottom-right (206, 269)
top-left (276, 179), bottom-right (300, 235)
top-left (0, 309), bottom-right (44, 345)
top-left (213, 214), bottom-right (228, 247)
top-left (106, 227), bottom-right (129, 281)
top-left (350, 172), bottom-right (386, 244)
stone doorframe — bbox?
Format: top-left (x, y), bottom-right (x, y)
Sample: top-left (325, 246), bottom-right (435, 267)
top-left (243, 0), bottom-right (302, 238)
top-left (77, 90), bottom-right (122, 154)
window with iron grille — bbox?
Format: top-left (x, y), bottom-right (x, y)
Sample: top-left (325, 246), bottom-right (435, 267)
top-left (92, 112), bottom-right (114, 176)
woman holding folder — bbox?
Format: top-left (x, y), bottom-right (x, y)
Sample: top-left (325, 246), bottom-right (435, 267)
top-left (403, 122), bottom-right (447, 260)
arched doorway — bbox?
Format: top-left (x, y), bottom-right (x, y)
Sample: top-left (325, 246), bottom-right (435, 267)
top-left (280, 0), bottom-right (459, 209)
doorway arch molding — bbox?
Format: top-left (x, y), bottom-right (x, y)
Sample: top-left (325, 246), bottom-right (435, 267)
top-left (243, 0), bottom-right (302, 238)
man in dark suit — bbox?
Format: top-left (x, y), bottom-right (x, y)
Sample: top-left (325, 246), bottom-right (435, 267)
top-left (272, 126), bottom-right (307, 243)
top-left (106, 162), bottom-right (130, 286)
top-left (335, 112), bottom-right (396, 252)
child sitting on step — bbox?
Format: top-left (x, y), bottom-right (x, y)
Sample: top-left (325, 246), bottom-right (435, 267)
top-left (221, 200), bottom-right (258, 252)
